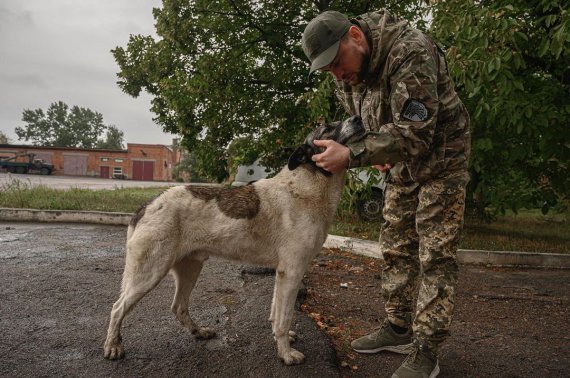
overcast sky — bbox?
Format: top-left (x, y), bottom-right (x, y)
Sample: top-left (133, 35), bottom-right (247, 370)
top-left (0, 0), bottom-right (177, 146)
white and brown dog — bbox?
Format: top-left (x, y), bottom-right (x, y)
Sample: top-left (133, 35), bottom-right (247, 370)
top-left (103, 115), bottom-right (366, 365)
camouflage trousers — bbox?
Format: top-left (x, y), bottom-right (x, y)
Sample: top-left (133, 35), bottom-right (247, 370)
top-left (379, 171), bottom-right (469, 352)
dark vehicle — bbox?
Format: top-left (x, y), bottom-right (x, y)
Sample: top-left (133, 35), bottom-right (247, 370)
top-left (233, 161), bottom-right (385, 222)
top-left (0, 153), bottom-right (54, 175)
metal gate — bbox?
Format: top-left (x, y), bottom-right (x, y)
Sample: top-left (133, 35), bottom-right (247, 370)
top-left (132, 160), bottom-right (154, 181)
top-left (63, 155), bottom-right (88, 176)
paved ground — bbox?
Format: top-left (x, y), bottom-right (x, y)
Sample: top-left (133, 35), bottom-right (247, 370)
top-left (0, 172), bottom-right (218, 190)
top-left (1, 222), bottom-right (569, 377)
top-left (0, 222), bottom-right (337, 378)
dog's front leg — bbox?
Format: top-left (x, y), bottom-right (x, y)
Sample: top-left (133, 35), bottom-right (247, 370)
top-left (273, 266), bottom-right (305, 365)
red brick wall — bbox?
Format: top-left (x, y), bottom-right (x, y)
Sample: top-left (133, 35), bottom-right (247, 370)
top-left (0, 143), bottom-right (180, 181)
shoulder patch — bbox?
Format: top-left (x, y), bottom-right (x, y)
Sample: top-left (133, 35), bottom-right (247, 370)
top-left (402, 99), bottom-right (429, 122)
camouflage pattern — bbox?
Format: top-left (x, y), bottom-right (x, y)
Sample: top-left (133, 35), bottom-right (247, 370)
top-left (332, 10), bottom-right (471, 353)
top-left (336, 10), bottom-right (471, 185)
top-left (380, 171), bottom-right (469, 352)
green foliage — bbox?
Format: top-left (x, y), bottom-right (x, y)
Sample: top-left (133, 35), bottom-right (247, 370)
top-left (172, 151), bottom-right (209, 182)
top-left (337, 167), bottom-right (383, 215)
top-left (430, 0), bottom-right (570, 216)
top-left (95, 125), bottom-right (125, 150)
top-left (112, 0), bottom-right (428, 182)
top-left (15, 101), bottom-right (120, 149)
top-left (113, 0), bottom-right (569, 213)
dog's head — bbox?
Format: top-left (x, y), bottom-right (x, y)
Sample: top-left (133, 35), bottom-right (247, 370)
top-left (288, 115), bottom-right (366, 176)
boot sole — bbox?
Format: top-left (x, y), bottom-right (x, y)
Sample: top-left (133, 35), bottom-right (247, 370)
top-left (352, 342), bottom-right (414, 354)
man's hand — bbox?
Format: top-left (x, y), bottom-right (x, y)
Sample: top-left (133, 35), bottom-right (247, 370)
top-left (373, 164), bottom-right (392, 172)
top-left (311, 140), bottom-right (350, 174)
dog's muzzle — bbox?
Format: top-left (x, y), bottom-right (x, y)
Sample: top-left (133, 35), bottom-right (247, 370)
top-left (288, 116), bottom-right (366, 175)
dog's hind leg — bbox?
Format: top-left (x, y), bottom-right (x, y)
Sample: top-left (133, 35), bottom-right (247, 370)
top-left (103, 243), bottom-right (173, 360)
top-left (171, 256), bottom-right (216, 339)
top-left (273, 265), bottom-right (306, 365)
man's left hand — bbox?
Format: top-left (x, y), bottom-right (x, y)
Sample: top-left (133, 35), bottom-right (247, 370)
top-left (311, 140), bottom-right (350, 174)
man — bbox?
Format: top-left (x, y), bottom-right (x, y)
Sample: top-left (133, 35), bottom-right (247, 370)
top-left (301, 9), bottom-right (471, 378)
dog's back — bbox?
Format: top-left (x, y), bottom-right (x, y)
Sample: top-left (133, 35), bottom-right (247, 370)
top-left (126, 164), bottom-right (344, 268)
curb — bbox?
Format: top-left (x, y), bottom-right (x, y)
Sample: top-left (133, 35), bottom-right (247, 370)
top-left (0, 208), bottom-right (132, 226)
top-left (324, 235), bottom-right (570, 269)
top-left (1, 208), bottom-right (569, 269)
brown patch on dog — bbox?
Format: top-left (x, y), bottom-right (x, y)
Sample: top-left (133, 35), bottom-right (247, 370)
top-left (130, 195), bottom-right (161, 228)
top-left (186, 185), bottom-right (260, 219)
top-left (130, 206), bottom-right (146, 228)
top-left (186, 186), bottom-right (224, 201)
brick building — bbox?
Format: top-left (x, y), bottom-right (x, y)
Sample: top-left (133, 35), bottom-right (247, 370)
top-left (0, 142), bottom-right (180, 181)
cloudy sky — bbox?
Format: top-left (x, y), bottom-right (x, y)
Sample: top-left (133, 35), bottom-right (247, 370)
top-left (0, 0), bottom-right (177, 146)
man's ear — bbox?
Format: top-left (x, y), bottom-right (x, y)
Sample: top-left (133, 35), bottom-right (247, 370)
top-left (348, 25), bottom-right (366, 47)
top-left (288, 144), bottom-right (313, 171)
top-left (348, 25), bottom-right (361, 40)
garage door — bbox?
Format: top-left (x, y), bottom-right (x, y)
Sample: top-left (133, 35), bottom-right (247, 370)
top-left (63, 155), bottom-right (88, 176)
top-left (132, 160), bottom-right (154, 181)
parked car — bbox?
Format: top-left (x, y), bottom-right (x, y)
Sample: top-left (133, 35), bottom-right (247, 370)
top-left (232, 161), bottom-right (385, 222)
top-left (232, 160), bottom-right (272, 186)
top-left (354, 169), bottom-right (385, 222)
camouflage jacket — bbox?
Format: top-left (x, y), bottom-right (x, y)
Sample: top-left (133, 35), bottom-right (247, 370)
top-left (337, 10), bottom-right (471, 184)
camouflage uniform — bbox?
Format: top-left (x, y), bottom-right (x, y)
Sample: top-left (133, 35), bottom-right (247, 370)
top-left (336, 10), bottom-right (471, 352)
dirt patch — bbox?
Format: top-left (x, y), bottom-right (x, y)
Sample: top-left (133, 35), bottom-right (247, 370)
top-left (301, 248), bottom-right (570, 377)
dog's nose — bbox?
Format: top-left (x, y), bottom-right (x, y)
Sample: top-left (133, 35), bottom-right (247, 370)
top-left (348, 115), bottom-right (362, 125)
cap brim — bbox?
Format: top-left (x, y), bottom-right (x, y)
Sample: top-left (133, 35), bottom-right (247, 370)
top-left (308, 40), bottom-right (341, 75)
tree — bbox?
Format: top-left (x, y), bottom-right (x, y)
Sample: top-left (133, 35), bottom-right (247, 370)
top-left (113, 0), bottom-right (569, 214)
top-left (112, 0), bottom-right (428, 181)
top-left (0, 131), bottom-right (10, 144)
top-left (430, 0), bottom-right (570, 215)
top-left (16, 101), bottom-right (109, 148)
top-left (96, 125), bottom-right (125, 150)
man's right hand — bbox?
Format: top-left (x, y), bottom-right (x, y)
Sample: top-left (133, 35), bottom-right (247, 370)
top-left (373, 164), bottom-right (392, 172)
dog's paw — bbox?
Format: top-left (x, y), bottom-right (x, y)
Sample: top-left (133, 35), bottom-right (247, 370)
top-left (280, 348), bottom-right (305, 365)
top-left (103, 341), bottom-right (124, 360)
top-left (193, 327), bottom-right (216, 340)
top-left (281, 348), bottom-right (305, 365)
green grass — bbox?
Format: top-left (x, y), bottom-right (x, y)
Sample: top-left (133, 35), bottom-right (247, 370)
top-left (0, 178), bottom-right (169, 213)
top-left (331, 212), bottom-right (570, 254)
top-left (2, 177), bottom-right (568, 254)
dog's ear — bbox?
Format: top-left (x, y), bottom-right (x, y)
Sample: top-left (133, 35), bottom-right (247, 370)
top-left (288, 144), bottom-right (313, 171)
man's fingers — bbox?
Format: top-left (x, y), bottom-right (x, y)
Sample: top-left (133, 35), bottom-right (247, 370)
top-left (313, 139), bottom-right (330, 147)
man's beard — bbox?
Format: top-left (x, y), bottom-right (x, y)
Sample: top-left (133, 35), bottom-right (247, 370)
top-left (349, 51), bottom-right (370, 86)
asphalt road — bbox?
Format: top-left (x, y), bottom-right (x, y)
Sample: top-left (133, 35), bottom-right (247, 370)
top-left (0, 222), bottom-right (337, 378)
top-left (1, 222), bottom-right (569, 377)
top-left (0, 172), bottom-right (218, 190)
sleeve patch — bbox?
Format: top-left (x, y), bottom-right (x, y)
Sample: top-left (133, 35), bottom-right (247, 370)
top-left (402, 99), bottom-right (429, 122)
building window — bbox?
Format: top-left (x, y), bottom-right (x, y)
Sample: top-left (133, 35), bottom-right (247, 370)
top-left (115, 158), bottom-right (124, 163)
top-left (113, 167), bottom-right (122, 175)
top-left (101, 157), bottom-right (109, 162)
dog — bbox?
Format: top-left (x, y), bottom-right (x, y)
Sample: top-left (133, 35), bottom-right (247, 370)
top-left (103, 115), bottom-right (366, 365)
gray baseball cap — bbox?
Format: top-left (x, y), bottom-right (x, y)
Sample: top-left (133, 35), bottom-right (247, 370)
top-left (302, 11), bottom-right (352, 75)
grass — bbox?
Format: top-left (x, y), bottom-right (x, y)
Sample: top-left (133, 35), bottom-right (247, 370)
top-left (331, 211), bottom-right (570, 254)
top-left (0, 177), bottom-right (168, 213)
top-left (2, 177), bottom-right (569, 254)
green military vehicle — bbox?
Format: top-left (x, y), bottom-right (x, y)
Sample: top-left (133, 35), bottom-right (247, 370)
top-left (0, 153), bottom-right (54, 175)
